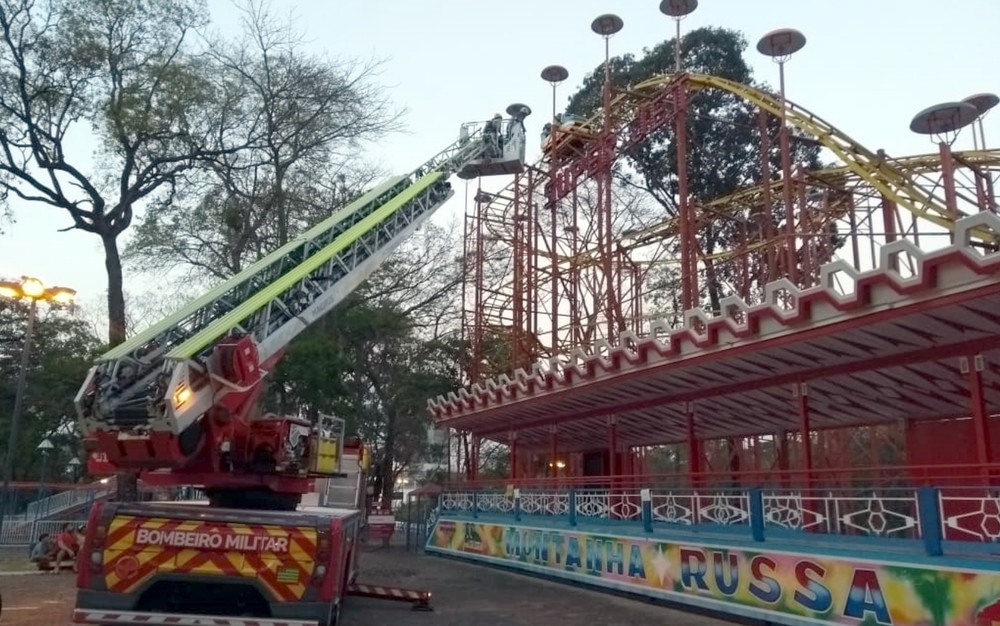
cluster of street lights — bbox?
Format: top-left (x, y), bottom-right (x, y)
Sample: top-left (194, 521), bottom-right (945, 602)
top-left (0, 276), bottom-right (76, 527)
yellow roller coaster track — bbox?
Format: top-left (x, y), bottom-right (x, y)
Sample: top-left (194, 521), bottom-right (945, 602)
top-left (625, 149), bottom-right (1000, 251)
top-left (551, 72), bottom-right (996, 256)
top-left (626, 73), bottom-right (960, 228)
top-left (492, 73), bottom-right (996, 269)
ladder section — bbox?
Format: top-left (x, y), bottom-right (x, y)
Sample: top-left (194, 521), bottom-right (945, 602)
top-left (77, 132), bottom-right (487, 434)
top-left (77, 175), bottom-right (405, 429)
top-left (170, 171), bottom-right (447, 362)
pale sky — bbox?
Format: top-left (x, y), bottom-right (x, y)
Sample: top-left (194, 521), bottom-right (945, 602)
top-left (2, 0), bottom-right (998, 331)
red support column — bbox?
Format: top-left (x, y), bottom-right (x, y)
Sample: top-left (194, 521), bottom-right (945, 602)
top-left (963, 354), bottom-right (992, 472)
top-left (470, 436), bottom-right (480, 482)
top-left (881, 193), bottom-right (898, 271)
top-left (472, 195), bottom-right (487, 381)
top-left (939, 141), bottom-right (959, 242)
top-left (796, 167), bottom-right (811, 286)
top-left (509, 432), bottom-right (518, 481)
top-left (847, 198), bottom-right (861, 271)
top-left (758, 109), bottom-right (777, 283)
top-left (686, 403), bottom-right (701, 488)
top-left (675, 83), bottom-right (694, 310)
top-left (777, 430), bottom-right (790, 488)
top-left (550, 184), bottom-right (559, 350)
top-left (549, 425), bottom-right (559, 479)
top-left (512, 174), bottom-right (525, 369)
top-left (779, 125), bottom-right (797, 284)
top-left (626, 446), bottom-right (636, 487)
top-left (608, 415), bottom-right (618, 478)
top-left (795, 382), bottom-right (813, 488)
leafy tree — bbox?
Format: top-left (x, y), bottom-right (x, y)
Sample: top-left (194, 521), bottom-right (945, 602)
top-left (565, 27), bottom-right (821, 313)
top-left (267, 224), bottom-right (465, 503)
top-left (269, 293), bottom-right (460, 504)
top-left (125, 0), bottom-right (400, 281)
top-left (0, 0), bottom-right (247, 344)
top-left (0, 299), bottom-right (102, 482)
top-left (475, 443), bottom-right (510, 481)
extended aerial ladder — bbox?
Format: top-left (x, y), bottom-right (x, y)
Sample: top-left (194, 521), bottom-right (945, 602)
top-left (74, 103), bottom-right (532, 511)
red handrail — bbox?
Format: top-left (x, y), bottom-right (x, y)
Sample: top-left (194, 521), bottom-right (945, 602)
top-left (445, 462), bottom-right (1000, 492)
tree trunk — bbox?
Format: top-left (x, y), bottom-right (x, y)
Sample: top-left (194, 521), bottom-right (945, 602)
top-left (102, 232), bottom-right (138, 501)
top-left (379, 409), bottom-right (397, 505)
top-left (102, 233), bottom-right (128, 346)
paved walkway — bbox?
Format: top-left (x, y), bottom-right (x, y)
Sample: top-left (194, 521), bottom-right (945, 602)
top-left (349, 546), bottom-right (744, 626)
top-left (0, 547), bottom-right (743, 626)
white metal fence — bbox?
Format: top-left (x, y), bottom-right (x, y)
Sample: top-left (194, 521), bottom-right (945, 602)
top-left (0, 518), bottom-right (83, 547)
top-left (24, 478), bottom-right (117, 520)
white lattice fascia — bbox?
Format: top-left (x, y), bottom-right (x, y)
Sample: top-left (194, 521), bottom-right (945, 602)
top-left (878, 239), bottom-right (925, 289)
top-left (763, 278), bottom-right (802, 322)
top-left (684, 307), bottom-right (711, 340)
top-left (819, 258), bottom-right (860, 303)
top-left (719, 295), bottom-right (751, 333)
top-left (954, 212), bottom-right (1000, 262)
top-left (617, 329), bottom-right (642, 363)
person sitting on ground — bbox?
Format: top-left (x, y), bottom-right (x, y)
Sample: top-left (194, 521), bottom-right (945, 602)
top-left (29, 533), bottom-right (52, 562)
top-left (53, 523), bottom-right (79, 573)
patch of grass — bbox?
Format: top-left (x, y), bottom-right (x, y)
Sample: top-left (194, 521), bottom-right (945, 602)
top-left (0, 557), bottom-right (36, 572)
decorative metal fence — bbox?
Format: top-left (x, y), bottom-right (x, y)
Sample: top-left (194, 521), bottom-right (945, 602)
top-left (436, 484), bottom-right (1000, 558)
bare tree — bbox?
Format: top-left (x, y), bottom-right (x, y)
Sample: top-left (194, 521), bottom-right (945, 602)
top-left (0, 0), bottom-right (247, 344)
top-left (362, 220), bottom-right (464, 340)
top-left (125, 0), bottom-right (403, 280)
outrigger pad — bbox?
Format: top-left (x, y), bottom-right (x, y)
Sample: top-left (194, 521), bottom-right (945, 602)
top-left (346, 582), bottom-right (433, 612)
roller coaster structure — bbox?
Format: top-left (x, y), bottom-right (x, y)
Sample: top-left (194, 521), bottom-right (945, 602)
top-left (451, 66), bottom-right (998, 480)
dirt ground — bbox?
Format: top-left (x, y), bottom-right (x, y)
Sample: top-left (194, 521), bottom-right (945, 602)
top-left (0, 546), bottom-right (744, 626)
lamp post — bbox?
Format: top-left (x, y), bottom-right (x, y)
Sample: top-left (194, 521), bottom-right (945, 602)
top-left (962, 93), bottom-right (998, 150)
top-left (540, 65), bottom-right (569, 125)
top-left (36, 438), bottom-right (54, 506)
top-left (910, 101), bottom-right (979, 235)
top-left (0, 277), bottom-right (76, 530)
top-left (757, 28), bottom-right (806, 284)
top-left (68, 456), bottom-right (82, 483)
top-left (659, 0), bottom-right (698, 73)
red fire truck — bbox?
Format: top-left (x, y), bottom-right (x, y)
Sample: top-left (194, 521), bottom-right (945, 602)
top-left (70, 104), bottom-right (532, 625)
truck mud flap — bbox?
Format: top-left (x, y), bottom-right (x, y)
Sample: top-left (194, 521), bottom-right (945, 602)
top-left (72, 608), bottom-right (319, 626)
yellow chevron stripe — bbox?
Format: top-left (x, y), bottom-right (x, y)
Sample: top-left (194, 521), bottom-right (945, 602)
top-left (174, 519), bottom-right (204, 531)
top-left (289, 540), bottom-right (311, 562)
top-left (107, 534), bottom-right (136, 552)
top-left (185, 558), bottom-right (225, 576)
top-left (137, 518), bottom-right (169, 529)
top-left (171, 548), bottom-right (202, 568)
top-left (103, 520), bottom-right (318, 599)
